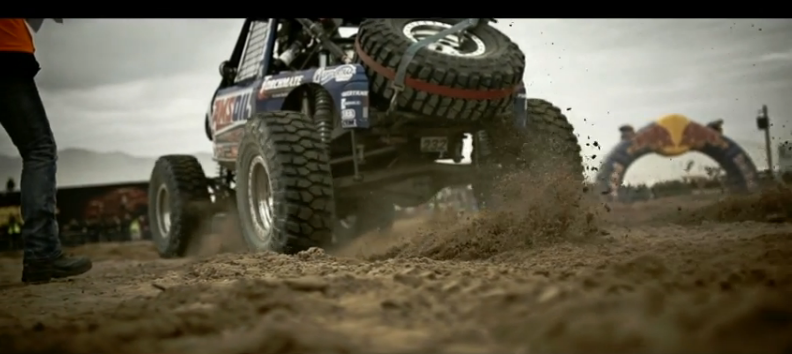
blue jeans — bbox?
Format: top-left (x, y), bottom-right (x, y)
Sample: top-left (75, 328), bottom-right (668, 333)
top-left (0, 75), bottom-right (62, 262)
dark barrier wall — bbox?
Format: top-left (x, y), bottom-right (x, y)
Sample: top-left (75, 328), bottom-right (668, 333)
top-left (0, 181), bottom-right (151, 251)
top-left (596, 114), bottom-right (760, 199)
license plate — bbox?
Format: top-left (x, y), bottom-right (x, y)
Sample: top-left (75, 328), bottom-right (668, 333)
top-left (420, 137), bottom-right (448, 153)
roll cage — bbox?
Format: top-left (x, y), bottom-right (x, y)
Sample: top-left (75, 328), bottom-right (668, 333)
top-left (217, 19), bottom-right (364, 89)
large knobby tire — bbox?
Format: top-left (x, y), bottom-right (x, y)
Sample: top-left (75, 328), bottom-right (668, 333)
top-left (523, 99), bottom-right (584, 179)
top-left (148, 155), bottom-right (211, 258)
top-left (356, 18), bottom-right (525, 120)
top-left (474, 99), bottom-right (584, 207)
top-left (235, 111), bottom-right (335, 254)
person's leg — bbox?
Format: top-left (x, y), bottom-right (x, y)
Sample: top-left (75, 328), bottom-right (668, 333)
top-left (0, 76), bottom-right (61, 258)
top-left (0, 76), bottom-right (92, 283)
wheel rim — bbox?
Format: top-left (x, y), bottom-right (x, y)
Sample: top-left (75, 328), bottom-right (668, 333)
top-left (402, 20), bottom-right (486, 57)
top-left (247, 156), bottom-right (275, 243)
top-left (155, 184), bottom-right (171, 239)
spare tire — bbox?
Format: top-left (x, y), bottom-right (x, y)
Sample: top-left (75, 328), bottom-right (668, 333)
top-left (356, 19), bottom-right (525, 120)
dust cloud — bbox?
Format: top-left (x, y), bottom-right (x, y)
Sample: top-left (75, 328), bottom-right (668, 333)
top-left (365, 168), bottom-right (600, 261)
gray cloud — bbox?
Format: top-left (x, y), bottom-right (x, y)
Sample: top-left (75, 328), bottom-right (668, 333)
top-left (33, 19), bottom-right (243, 92)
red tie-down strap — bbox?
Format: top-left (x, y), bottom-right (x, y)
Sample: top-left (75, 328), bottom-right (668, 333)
top-left (354, 37), bottom-right (519, 101)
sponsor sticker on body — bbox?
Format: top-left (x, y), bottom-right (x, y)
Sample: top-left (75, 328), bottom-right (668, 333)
top-left (313, 65), bottom-right (356, 85)
top-left (212, 89), bottom-right (254, 132)
top-left (341, 98), bottom-right (361, 109)
top-left (341, 90), bottom-right (367, 97)
top-left (341, 109), bottom-right (356, 120)
top-left (339, 88), bottom-right (368, 128)
top-left (258, 75), bottom-right (305, 99)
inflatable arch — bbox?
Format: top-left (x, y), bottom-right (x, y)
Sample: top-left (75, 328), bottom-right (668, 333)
top-left (596, 114), bottom-right (760, 198)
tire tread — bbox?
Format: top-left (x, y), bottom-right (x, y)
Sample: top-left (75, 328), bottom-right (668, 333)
top-left (148, 155), bottom-right (210, 258)
top-left (238, 111), bottom-right (334, 253)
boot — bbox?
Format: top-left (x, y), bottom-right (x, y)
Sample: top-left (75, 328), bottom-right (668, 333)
top-left (22, 254), bottom-right (93, 284)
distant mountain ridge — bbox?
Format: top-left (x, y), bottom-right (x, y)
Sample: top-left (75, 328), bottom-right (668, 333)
top-left (0, 148), bottom-right (216, 187)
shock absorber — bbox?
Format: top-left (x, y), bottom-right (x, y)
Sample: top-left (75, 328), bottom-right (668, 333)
top-left (312, 88), bottom-right (333, 145)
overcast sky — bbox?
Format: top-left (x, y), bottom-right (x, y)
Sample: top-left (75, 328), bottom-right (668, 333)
top-left (0, 18), bottom-right (790, 184)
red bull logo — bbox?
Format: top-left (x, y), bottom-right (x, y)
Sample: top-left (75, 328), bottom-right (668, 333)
top-left (679, 121), bottom-right (729, 151)
top-left (627, 123), bottom-right (676, 156)
top-left (599, 114), bottom-right (758, 198)
top-left (654, 114), bottom-right (692, 156)
top-left (626, 114), bottom-right (728, 157)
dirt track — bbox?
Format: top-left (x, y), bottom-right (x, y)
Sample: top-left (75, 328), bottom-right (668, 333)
top-left (1, 184), bottom-right (792, 353)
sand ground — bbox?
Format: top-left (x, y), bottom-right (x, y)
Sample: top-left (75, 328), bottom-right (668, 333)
top-left (1, 184), bottom-right (791, 354)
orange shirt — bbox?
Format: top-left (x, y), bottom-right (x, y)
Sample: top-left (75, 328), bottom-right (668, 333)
top-left (0, 19), bottom-right (35, 53)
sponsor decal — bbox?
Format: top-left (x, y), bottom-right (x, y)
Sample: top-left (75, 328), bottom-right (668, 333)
top-left (341, 90), bottom-right (368, 97)
top-left (258, 75), bottom-right (304, 99)
top-left (313, 65), bottom-right (356, 85)
top-left (341, 117), bottom-right (357, 128)
top-left (341, 98), bottom-right (361, 110)
top-left (212, 90), bottom-right (253, 131)
top-left (341, 109), bottom-right (356, 120)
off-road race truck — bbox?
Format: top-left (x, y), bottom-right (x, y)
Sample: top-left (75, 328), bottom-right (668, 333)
top-left (148, 18), bottom-right (584, 258)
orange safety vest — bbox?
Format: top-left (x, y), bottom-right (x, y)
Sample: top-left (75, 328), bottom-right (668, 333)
top-left (0, 19), bottom-right (35, 53)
